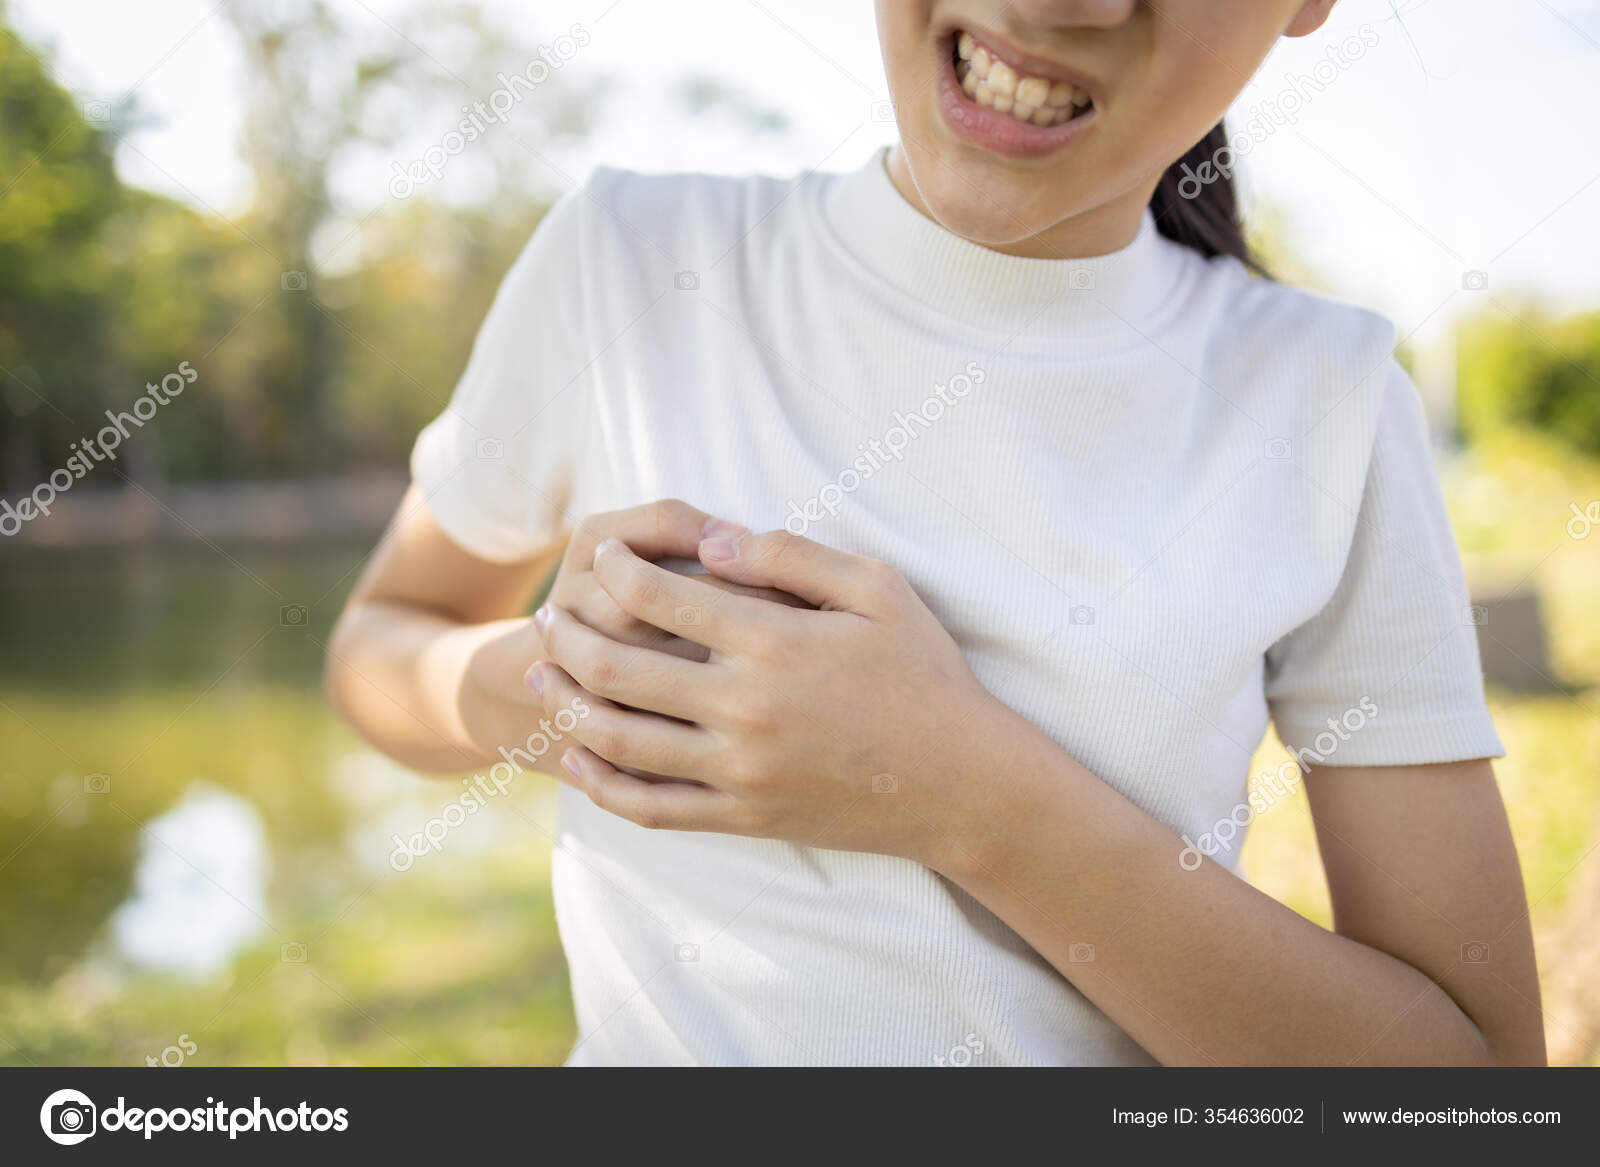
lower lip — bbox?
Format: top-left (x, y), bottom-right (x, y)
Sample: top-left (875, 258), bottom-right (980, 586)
top-left (934, 37), bottom-right (1097, 159)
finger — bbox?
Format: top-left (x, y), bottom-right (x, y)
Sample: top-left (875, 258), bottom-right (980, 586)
top-left (589, 538), bottom-right (789, 652)
top-left (697, 529), bottom-right (897, 615)
top-left (533, 602), bottom-right (712, 721)
top-left (564, 498), bottom-right (747, 568)
top-left (533, 660), bottom-right (716, 780)
top-left (695, 574), bottom-right (814, 610)
top-left (571, 574), bottom-right (811, 664)
top-left (558, 746), bottom-right (732, 832)
top-left (565, 589), bottom-right (699, 659)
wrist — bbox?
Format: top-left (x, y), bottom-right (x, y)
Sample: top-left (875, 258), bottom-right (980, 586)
top-left (436, 616), bottom-right (542, 759)
top-left (911, 689), bottom-right (1053, 882)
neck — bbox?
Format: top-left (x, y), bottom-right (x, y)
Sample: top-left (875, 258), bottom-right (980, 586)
top-left (884, 144), bottom-right (1156, 261)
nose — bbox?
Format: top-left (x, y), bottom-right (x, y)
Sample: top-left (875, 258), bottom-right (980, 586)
top-left (1004, 0), bottom-right (1137, 29)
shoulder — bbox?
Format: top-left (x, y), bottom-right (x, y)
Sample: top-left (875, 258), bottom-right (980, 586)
top-left (569, 165), bottom-right (818, 266)
top-left (1201, 256), bottom-right (1398, 376)
top-left (1187, 255), bottom-right (1405, 452)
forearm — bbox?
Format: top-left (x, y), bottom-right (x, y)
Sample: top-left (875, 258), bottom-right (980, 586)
top-left (325, 600), bottom-right (543, 773)
top-left (926, 705), bottom-right (1499, 1065)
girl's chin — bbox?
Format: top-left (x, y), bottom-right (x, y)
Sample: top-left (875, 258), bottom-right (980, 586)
top-left (907, 166), bottom-right (1061, 247)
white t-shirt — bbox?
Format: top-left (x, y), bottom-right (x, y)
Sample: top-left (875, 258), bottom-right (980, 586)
top-left (411, 151), bottom-right (1503, 1066)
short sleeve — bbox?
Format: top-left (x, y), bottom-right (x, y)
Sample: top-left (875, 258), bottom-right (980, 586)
top-left (1265, 363), bottom-right (1504, 767)
top-left (409, 186), bottom-right (592, 562)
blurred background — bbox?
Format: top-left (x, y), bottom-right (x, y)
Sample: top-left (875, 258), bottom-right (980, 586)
top-left (1, 0), bottom-right (1597, 1066)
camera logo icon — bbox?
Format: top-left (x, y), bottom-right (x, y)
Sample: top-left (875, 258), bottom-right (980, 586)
top-left (1463, 605), bottom-right (1488, 627)
top-left (870, 99), bottom-right (896, 122)
top-left (1460, 941), bottom-right (1490, 963)
top-left (82, 100), bottom-right (111, 124)
top-left (1068, 267), bottom-right (1096, 291)
top-left (675, 605), bottom-right (702, 627)
top-left (83, 773), bottom-right (111, 795)
top-left (40, 1088), bottom-right (96, 1145)
top-left (1461, 269), bottom-right (1488, 291)
top-left (1264, 437), bottom-right (1292, 460)
top-left (1068, 942), bottom-right (1096, 963)
top-left (1068, 604), bottom-right (1095, 626)
top-left (870, 772), bottom-right (898, 794)
top-left (674, 942), bottom-right (699, 962)
top-left (281, 941), bottom-right (308, 963)
top-left (674, 270), bottom-right (700, 291)
top-left (280, 604), bottom-right (308, 627)
top-left (281, 270), bottom-right (309, 292)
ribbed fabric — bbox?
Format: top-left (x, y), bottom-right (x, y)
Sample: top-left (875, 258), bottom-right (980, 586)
top-left (411, 151), bottom-right (1503, 1066)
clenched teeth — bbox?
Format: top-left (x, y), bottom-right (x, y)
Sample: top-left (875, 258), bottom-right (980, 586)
top-left (955, 32), bottom-right (1090, 127)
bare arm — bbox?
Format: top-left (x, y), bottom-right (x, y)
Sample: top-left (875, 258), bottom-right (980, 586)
top-left (325, 486), bottom-right (559, 773)
top-left (941, 738), bottom-right (1546, 1065)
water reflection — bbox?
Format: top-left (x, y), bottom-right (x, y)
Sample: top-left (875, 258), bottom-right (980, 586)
top-left (110, 784), bottom-right (270, 979)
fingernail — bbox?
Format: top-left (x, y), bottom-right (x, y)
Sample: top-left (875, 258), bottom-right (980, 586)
top-left (533, 604), bottom-right (553, 629)
top-left (561, 750), bottom-right (581, 778)
top-left (595, 537), bottom-right (626, 558)
top-left (701, 517), bottom-right (749, 540)
top-left (700, 535), bottom-right (741, 561)
top-left (524, 663), bottom-right (544, 694)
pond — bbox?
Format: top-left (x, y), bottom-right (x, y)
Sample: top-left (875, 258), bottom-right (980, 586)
top-left (0, 543), bottom-right (573, 1066)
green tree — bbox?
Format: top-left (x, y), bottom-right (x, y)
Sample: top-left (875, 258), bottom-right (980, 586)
top-left (1458, 309), bottom-right (1600, 459)
top-left (0, 7), bottom-right (124, 488)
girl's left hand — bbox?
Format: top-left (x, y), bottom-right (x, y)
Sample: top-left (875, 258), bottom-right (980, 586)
top-left (526, 529), bottom-right (1008, 866)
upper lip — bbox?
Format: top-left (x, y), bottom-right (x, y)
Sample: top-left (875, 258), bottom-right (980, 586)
top-left (952, 24), bottom-right (1102, 105)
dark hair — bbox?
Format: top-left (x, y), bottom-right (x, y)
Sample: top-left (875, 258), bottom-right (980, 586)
top-left (1148, 121), bottom-right (1268, 276)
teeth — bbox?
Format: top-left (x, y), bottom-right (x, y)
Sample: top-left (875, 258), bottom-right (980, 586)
top-left (1016, 76), bottom-right (1049, 107)
top-left (954, 32), bottom-right (1088, 128)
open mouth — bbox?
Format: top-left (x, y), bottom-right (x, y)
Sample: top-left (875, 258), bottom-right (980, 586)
top-left (952, 30), bottom-right (1094, 129)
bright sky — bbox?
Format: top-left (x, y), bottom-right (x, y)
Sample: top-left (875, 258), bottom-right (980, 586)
top-left (13, 0), bottom-right (1600, 341)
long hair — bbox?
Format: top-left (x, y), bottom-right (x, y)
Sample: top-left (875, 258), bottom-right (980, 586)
top-left (1148, 121), bottom-right (1268, 276)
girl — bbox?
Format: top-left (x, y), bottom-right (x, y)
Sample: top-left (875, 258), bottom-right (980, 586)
top-left (328, 0), bottom-right (1545, 1066)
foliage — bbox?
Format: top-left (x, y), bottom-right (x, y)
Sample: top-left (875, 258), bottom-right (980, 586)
top-left (0, 2), bottom-right (582, 489)
top-left (1458, 308), bottom-right (1600, 460)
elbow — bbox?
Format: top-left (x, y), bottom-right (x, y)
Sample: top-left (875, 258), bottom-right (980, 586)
top-left (1461, 1006), bottom-right (1548, 1068)
top-left (1485, 1031), bottom-right (1549, 1068)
